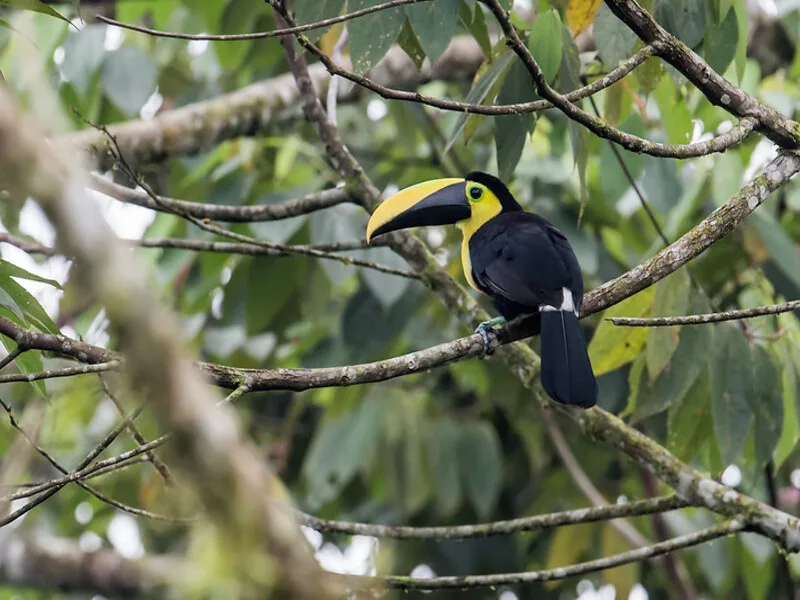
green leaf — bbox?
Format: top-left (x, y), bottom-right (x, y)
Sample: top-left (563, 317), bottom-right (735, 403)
top-left (653, 75), bottom-right (693, 145)
top-left (310, 204), bottom-right (362, 287)
top-left (445, 50), bottom-right (514, 153)
top-left (245, 255), bottom-right (306, 334)
top-left (751, 212), bottom-right (800, 291)
top-left (654, 0), bottom-right (706, 48)
top-left (667, 368), bottom-right (712, 462)
top-left (458, 420), bottom-right (503, 519)
top-left (740, 534), bottom-right (775, 600)
top-left (494, 58), bottom-right (536, 181)
top-left (348, 0), bottom-right (404, 74)
top-left (718, 0), bottom-right (733, 20)
top-left (636, 56), bottom-right (664, 98)
top-left (712, 150), bottom-right (743, 206)
top-left (61, 25), bottom-right (107, 96)
top-left (0, 275), bottom-right (59, 334)
top-left (0, 337), bottom-right (46, 397)
top-left (645, 269), bottom-right (690, 381)
top-left (711, 324), bottom-right (754, 465)
top-left (588, 287), bottom-right (655, 376)
top-left (560, 25), bottom-right (588, 210)
top-left (732, 0), bottom-right (747, 81)
top-left (0, 259), bottom-right (62, 289)
top-left (604, 79), bottom-right (624, 126)
top-left (703, 3), bottom-right (738, 76)
top-left (426, 417), bottom-right (462, 517)
top-left (341, 283), bottom-right (419, 362)
top-left (396, 19), bottom-right (425, 70)
top-left (102, 46), bottom-right (158, 116)
top-left (774, 350), bottom-right (800, 468)
top-left (293, 0), bottom-right (346, 38)
top-left (623, 354), bottom-right (646, 417)
top-left (303, 399), bottom-right (386, 506)
top-left (401, 405), bottom-right (429, 514)
top-left (599, 113), bottom-right (646, 205)
top-left (405, 0), bottom-right (460, 66)
top-left (468, 2), bottom-right (492, 58)
top-left (633, 294), bottom-right (714, 421)
top-left (358, 246), bottom-right (412, 308)
top-left (529, 9), bottom-right (562, 84)
top-left (601, 524), bottom-right (639, 599)
top-left (749, 346), bottom-right (783, 468)
top-left (593, 4), bottom-right (638, 67)
top-left (0, 0), bottom-right (70, 24)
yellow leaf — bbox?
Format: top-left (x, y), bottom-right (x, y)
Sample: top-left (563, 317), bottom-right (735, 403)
top-left (588, 287), bottom-right (656, 376)
top-left (566, 0), bottom-right (603, 36)
top-left (319, 23), bottom-right (345, 56)
top-left (544, 522), bottom-right (595, 589)
top-left (601, 524), bottom-right (640, 598)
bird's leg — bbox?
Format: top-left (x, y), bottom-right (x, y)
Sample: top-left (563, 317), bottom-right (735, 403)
top-left (474, 316), bottom-right (506, 358)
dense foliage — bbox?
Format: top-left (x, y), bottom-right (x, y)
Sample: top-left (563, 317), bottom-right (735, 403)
top-left (0, 0), bottom-right (800, 599)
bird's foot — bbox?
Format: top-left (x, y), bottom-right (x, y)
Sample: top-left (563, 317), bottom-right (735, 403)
top-left (475, 316), bottom-right (506, 358)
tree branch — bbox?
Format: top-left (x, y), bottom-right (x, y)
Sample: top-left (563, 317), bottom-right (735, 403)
top-left (0, 89), bottom-right (337, 598)
top-left (294, 495), bottom-right (687, 540)
top-left (604, 0), bottom-right (800, 148)
top-left (479, 0), bottom-right (757, 158)
top-left (0, 537), bottom-right (178, 598)
top-left (299, 35), bottom-right (658, 117)
top-left (366, 521), bottom-right (744, 590)
top-left (582, 152), bottom-right (800, 316)
top-left (542, 410), bottom-right (653, 549)
top-left (89, 174), bottom-right (355, 222)
top-left (609, 299), bottom-right (800, 326)
top-left (135, 236), bottom-right (419, 279)
top-left (97, 0), bottom-right (431, 41)
top-left (57, 36), bottom-right (487, 169)
top-left (0, 361), bottom-right (119, 383)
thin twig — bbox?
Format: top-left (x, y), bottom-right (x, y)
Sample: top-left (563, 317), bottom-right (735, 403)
top-left (294, 495), bottom-right (688, 539)
top-left (97, 0), bottom-right (430, 41)
top-left (365, 521), bottom-right (744, 590)
top-left (0, 362), bottom-right (120, 384)
top-left (301, 34), bottom-right (657, 117)
top-left (609, 300), bottom-right (800, 326)
top-left (2, 435), bottom-right (167, 504)
top-left (584, 90), bottom-right (670, 246)
top-left (542, 410), bottom-right (652, 549)
top-left (603, 0), bottom-right (800, 149)
top-left (90, 130), bottom-right (417, 280)
top-left (135, 237), bottom-right (416, 277)
top-left (89, 174), bottom-right (355, 223)
top-left (1, 231), bottom-right (384, 258)
top-left (0, 347), bottom-right (24, 372)
top-left (326, 28), bottom-right (349, 127)
top-left (99, 376), bottom-right (173, 485)
top-left (0, 403), bottom-right (148, 526)
top-left (479, 0), bottom-right (758, 158)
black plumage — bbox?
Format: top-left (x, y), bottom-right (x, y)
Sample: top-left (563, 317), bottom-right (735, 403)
top-left (365, 170), bottom-right (598, 408)
top-left (466, 175), bottom-right (597, 408)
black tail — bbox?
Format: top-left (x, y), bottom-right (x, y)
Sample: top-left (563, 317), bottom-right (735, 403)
top-left (540, 310), bottom-right (597, 408)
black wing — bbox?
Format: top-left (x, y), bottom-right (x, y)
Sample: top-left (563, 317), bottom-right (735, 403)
top-left (469, 213), bottom-right (584, 316)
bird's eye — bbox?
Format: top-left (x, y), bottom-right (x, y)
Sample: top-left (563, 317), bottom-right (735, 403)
top-left (468, 184), bottom-right (483, 201)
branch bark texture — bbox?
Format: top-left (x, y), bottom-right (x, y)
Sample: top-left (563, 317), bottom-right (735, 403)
top-left (0, 90), bottom-right (336, 599)
top-left (57, 36), bottom-right (486, 169)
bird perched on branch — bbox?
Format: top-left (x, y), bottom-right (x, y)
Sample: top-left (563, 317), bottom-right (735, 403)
top-left (365, 172), bottom-right (597, 408)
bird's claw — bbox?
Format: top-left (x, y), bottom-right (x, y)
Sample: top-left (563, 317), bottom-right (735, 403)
top-left (474, 316), bottom-right (506, 358)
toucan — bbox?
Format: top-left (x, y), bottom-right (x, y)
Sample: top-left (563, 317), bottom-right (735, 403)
top-left (365, 172), bottom-right (597, 408)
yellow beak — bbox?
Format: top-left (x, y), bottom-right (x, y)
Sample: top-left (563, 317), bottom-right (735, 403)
top-left (366, 178), bottom-right (469, 243)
